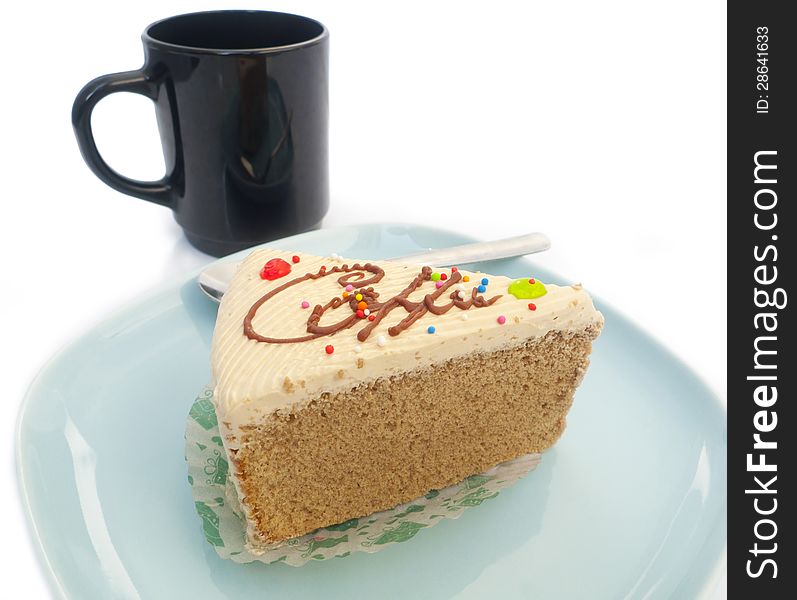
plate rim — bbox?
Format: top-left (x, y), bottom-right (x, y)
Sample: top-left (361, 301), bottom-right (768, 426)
top-left (15, 221), bottom-right (727, 599)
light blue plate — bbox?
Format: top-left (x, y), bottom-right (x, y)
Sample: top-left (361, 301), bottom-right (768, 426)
top-left (17, 223), bottom-right (726, 599)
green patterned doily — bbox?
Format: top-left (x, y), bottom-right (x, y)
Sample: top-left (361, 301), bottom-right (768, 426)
top-left (185, 385), bottom-right (541, 566)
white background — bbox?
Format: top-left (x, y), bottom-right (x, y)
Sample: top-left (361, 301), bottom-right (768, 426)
top-left (1, 1), bottom-right (726, 597)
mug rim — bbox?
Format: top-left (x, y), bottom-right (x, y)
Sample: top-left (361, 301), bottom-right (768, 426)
top-left (142, 9), bottom-right (328, 55)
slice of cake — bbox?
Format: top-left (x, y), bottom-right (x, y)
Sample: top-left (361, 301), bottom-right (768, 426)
top-left (211, 249), bottom-right (603, 549)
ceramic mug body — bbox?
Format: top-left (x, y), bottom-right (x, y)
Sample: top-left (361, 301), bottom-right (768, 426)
top-left (73, 10), bottom-right (329, 256)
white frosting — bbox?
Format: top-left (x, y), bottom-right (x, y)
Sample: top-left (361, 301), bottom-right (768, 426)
top-left (211, 249), bottom-right (603, 443)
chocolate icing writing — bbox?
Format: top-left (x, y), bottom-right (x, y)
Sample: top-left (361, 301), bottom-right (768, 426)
top-left (243, 263), bottom-right (501, 344)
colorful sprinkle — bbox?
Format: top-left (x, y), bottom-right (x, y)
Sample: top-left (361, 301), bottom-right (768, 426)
top-left (355, 293), bottom-right (363, 302)
top-left (345, 284), bottom-right (354, 292)
top-left (508, 277), bottom-right (547, 300)
top-left (528, 303), bottom-right (537, 311)
top-left (291, 255), bottom-right (300, 263)
top-left (477, 285), bottom-right (487, 293)
top-left (451, 267), bottom-right (458, 272)
top-left (435, 281), bottom-right (444, 289)
top-left (342, 291), bottom-right (349, 298)
top-left (457, 290), bottom-right (465, 300)
top-left (259, 258), bottom-right (292, 280)
top-left (364, 309), bottom-right (371, 316)
top-left (431, 272), bottom-right (441, 282)
top-left (463, 275), bottom-right (470, 282)
top-left (325, 344), bottom-right (334, 355)
top-left (377, 335), bottom-right (387, 347)
top-left (440, 273), bottom-right (448, 280)
top-left (300, 300), bottom-right (310, 309)
top-left (357, 301), bottom-right (368, 311)
top-left (368, 314), bottom-right (376, 321)
top-left (356, 309), bottom-right (365, 319)
top-left (497, 315), bottom-right (506, 325)
top-left (481, 278), bottom-right (489, 285)
top-left (427, 326), bottom-right (436, 334)
top-left (354, 345), bottom-right (362, 353)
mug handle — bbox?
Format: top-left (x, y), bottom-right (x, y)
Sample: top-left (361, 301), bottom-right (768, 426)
top-left (71, 69), bottom-right (173, 207)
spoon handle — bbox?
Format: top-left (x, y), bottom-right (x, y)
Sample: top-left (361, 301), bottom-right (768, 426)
top-left (390, 232), bottom-right (550, 267)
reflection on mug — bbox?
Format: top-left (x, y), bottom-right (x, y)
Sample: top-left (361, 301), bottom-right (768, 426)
top-left (225, 58), bottom-right (296, 241)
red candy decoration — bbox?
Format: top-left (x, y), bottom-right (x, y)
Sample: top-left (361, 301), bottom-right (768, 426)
top-left (440, 273), bottom-right (448, 280)
top-left (529, 278), bottom-right (536, 284)
top-left (451, 267), bottom-right (458, 272)
top-left (356, 309), bottom-right (365, 319)
top-left (368, 314), bottom-right (376, 321)
top-left (528, 303), bottom-right (537, 311)
top-left (325, 344), bottom-right (334, 354)
top-left (292, 255), bottom-right (300, 263)
top-left (260, 258), bottom-right (292, 280)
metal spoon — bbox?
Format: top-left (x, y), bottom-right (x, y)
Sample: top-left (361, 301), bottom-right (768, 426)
top-left (197, 232), bottom-right (550, 303)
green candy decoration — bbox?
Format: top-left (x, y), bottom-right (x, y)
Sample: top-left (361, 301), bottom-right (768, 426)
top-left (508, 277), bottom-right (547, 300)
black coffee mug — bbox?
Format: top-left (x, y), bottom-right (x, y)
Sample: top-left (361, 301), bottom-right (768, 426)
top-left (72, 10), bottom-right (329, 256)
